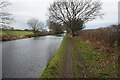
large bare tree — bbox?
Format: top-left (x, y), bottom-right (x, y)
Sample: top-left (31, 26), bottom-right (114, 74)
top-left (27, 18), bottom-right (44, 35)
top-left (0, 0), bottom-right (13, 29)
top-left (49, 0), bottom-right (103, 37)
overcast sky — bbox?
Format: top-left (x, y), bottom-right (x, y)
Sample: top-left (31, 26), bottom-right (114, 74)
top-left (8, 0), bottom-right (119, 29)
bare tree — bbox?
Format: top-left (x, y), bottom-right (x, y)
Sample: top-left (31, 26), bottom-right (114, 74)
top-left (49, 0), bottom-right (103, 37)
top-left (27, 18), bottom-right (44, 35)
top-left (0, 0), bottom-right (13, 29)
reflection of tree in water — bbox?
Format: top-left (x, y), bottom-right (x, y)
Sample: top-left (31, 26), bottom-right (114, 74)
top-left (33, 37), bottom-right (40, 40)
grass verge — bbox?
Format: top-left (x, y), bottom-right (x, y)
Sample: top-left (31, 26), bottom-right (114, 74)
top-left (40, 36), bottom-right (68, 78)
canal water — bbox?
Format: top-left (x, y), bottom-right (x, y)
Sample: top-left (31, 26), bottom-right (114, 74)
top-left (1, 36), bottom-right (63, 78)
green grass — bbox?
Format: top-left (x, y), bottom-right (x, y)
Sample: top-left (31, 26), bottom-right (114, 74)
top-left (72, 37), bottom-right (118, 78)
top-left (0, 30), bottom-right (33, 36)
top-left (41, 36), bottom-right (68, 78)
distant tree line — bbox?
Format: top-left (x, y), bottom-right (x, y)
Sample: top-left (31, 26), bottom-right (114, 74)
top-left (48, 21), bottom-right (64, 34)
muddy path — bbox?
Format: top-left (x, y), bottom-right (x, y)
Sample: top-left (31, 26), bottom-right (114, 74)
top-left (64, 37), bottom-right (74, 78)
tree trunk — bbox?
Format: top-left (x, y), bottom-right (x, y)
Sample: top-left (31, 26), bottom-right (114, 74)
top-left (71, 29), bottom-right (75, 37)
top-left (68, 25), bottom-right (75, 37)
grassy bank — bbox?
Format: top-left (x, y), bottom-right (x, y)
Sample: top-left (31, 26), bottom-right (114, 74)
top-left (0, 30), bottom-right (34, 41)
top-left (0, 30), bottom-right (33, 36)
top-left (72, 37), bottom-right (118, 78)
top-left (41, 36), bottom-right (68, 78)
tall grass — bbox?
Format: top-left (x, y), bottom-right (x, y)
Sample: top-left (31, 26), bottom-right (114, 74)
top-left (77, 25), bottom-right (120, 54)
